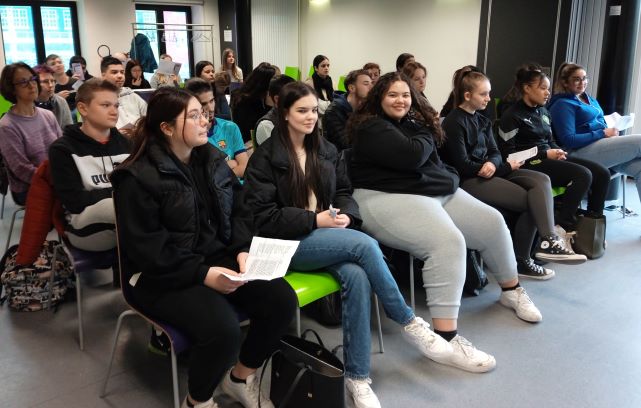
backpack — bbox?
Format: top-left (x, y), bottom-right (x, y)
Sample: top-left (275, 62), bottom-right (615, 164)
top-left (0, 240), bottom-right (74, 311)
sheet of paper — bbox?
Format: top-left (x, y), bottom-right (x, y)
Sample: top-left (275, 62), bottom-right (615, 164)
top-left (507, 146), bottom-right (538, 163)
top-left (71, 80), bottom-right (83, 91)
top-left (157, 59), bottom-right (176, 75)
top-left (604, 112), bottom-right (635, 131)
top-left (172, 62), bottom-right (182, 76)
top-left (71, 63), bottom-right (85, 80)
top-left (222, 237), bottom-right (300, 281)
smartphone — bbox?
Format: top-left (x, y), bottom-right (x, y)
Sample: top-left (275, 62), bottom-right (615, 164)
top-left (71, 62), bottom-right (85, 80)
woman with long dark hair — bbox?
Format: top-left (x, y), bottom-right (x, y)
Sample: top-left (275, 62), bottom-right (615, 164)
top-left (305, 54), bottom-right (333, 115)
top-left (349, 72), bottom-right (543, 372)
top-left (111, 88), bottom-right (296, 408)
top-left (244, 81), bottom-right (453, 408)
top-left (124, 60), bottom-right (151, 89)
top-left (230, 62), bottom-right (277, 142)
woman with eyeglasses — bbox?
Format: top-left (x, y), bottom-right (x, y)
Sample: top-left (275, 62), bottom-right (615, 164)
top-left (111, 87), bottom-right (296, 408)
top-left (33, 63), bottom-right (73, 129)
top-left (548, 62), bottom-right (641, 208)
top-left (0, 62), bottom-right (61, 205)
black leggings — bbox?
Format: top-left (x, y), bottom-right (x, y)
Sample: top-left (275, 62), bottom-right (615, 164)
top-left (522, 157), bottom-right (609, 229)
top-left (132, 278), bottom-right (297, 401)
top-left (461, 169), bottom-right (554, 260)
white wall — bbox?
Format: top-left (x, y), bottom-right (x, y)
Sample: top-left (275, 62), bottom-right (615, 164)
top-left (299, 0), bottom-right (482, 110)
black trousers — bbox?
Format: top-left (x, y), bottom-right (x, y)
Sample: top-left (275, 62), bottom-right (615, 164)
top-left (461, 169), bottom-right (554, 260)
top-left (522, 157), bottom-right (609, 229)
top-left (132, 278), bottom-right (297, 401)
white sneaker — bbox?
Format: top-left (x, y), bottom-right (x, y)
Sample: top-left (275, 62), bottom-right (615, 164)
top-left (345, 377), bottom-right (381, 408)
top-left (180, 397), bottom-right (218, 408)
top-left (554, 225), bottom-right (578, 254)
top-left (402, 316), bottom-right (453, 359)
top-left (220, 369), bottom-right (273, 408)
top-left (430, 335), bottom-right (496, 373)
top-left (500, 287), bottom-right (542, 323)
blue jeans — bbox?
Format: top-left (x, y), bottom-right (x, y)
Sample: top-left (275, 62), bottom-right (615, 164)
top-left (569, 135), bottom-right (641, 203)
top-left (290, 228), bottom-right (415, 379)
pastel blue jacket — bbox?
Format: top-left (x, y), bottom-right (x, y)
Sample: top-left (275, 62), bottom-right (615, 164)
top-left (547, 92), bottom-right (607, 149)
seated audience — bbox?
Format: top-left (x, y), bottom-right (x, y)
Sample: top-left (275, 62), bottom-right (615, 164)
top-left (112, 87), bottom-right (296, 408)
top-left (213, 71), bottom-right (232, 120)
top-left (305, 55), bottom-right (333, 115)
top-left (348, 72), bottom-right (543, 371)
top-left (362, 62), bottom-right (381, 84)
top-left (440, 71), bottom-right (585, 280)
top-left (548, 62), bottom-right (641, 207)
top-left (440, 65), bottom-right (490, 119)
top-left (402, 61), bottom-right (428, 100)
top-left (101, 56), bottom-right (147, 136)
top-left (49, 79), bottom-right (130, 251)
top-left (255, 74), bottom-right (294, 146)
top-left (46, 53), bottom-right (78, 112)
top-left (244, 81), bottom-right (453, 408)
top-left (496, 63), bottom-right (543, 118)
top-left (322, 69), bottom-right (372, 151)
top-left (499, 66), bottom-right (609, 248)
top-left (196, 60), bottom-right (216, 84)
top-left (0, 62), bottom-right (61, 205)
top-left (218, 48), bottom-right (244, 83)
top-left (33, 64), bottom-right (73, 129)
top-left (185, 78), bottom-right (248, 179)
top-left (231, 62), bottom-right (277, 143)
top-left (124, 60), bottom-right (151, 90)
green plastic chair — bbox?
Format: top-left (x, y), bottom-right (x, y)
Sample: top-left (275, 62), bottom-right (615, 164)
top-left (551, 186), bottom-right (566, 197)
top-left (0, 95), bottom-right (12, 117)
top-left (337, 75), bottom-right (346, 93)
top-left (284, 270), bottom-right (384, 353)
top-left (284, 66), bottom-right (301, 81)
top-left (308, 65), bottom-right (315, 79)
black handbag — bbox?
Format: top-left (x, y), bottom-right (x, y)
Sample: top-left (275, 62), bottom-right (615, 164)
top-left (463, 249), bottom-right (489, 296)
top-left (303, 291), bottom-right (342, 326)
top-left (263, 329), bottom-right (345, 408)
top-left (573, 214), bottom-right (606, 259)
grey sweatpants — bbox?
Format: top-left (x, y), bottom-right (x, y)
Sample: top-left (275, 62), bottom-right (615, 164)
top-left (353, 188), bottom-right (517, 319)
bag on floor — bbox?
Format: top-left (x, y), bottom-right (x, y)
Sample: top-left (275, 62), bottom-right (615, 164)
top-left (463, 249), bottom-right (489, 296)
top-left (303, 292), bottom-right (342, 326)
top-left (572, 214), bottom-right (606, 259)
top-left (264, 329), bottom-right (345, 408)
top-left (0, 240), bottom-right (74, 311)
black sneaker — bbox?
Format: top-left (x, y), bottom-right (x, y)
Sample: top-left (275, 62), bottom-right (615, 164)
top-left (535, 235), bottom-right (587, 264)
top-left (517, 258), bottom-right (555, 280)
top-left (148, 329), bottom-right (171, 356)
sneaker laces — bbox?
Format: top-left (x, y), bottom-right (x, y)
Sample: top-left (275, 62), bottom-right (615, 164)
top-left (452, 336), bottom-right (476, 358)
top-left (515, 287), bottom-right (535, 308)
top-left (548, 236), bottom-right (572, 253)
top-left (524, 259), bottom-right (545, 275)
top-left (406, 318), bottom-right (437, 346)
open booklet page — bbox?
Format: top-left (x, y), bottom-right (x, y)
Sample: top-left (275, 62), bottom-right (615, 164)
top-left (222, 237), bottom-right (300, 281)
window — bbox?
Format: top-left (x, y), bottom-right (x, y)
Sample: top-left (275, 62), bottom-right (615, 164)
top-left (135, 5), bottom-right (193, 79)
top-left (0, 1), bottom-right (80, 67)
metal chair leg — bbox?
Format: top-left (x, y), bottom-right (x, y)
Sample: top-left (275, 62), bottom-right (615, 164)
top-left (171, 346), bottom-right (180, 408)
top-left (5, 207), bottom-right (24, 253)
top-left (100, 310), bottom-right (137, 398)
top-left (296, 308), bottom-right (301, 337)
top-left (621, 174), bottom-right (626, 219)
top-left (76, 272), bottom-right (84, 351)
top-left (373, 294), bottom-right (384, 353)
top-left (409, 255), bottom-right (415, 311)
top-left (1, 193), bottom-right (5, 219)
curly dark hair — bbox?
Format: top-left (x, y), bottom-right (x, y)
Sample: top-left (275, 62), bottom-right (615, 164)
top-left (347, 71), bottom-right (443, 144)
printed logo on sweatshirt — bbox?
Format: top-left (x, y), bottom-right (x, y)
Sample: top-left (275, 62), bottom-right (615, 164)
top-left (72, 153), bottom-right (130, 190)
top-left (217, 140), bottom-right (227, 150)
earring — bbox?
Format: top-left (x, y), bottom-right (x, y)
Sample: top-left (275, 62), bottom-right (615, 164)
top-left (285, 116), bottom-right (289, 121)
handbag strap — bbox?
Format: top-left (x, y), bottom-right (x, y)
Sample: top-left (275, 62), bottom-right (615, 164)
top-left (258, 349), bottom-right (309, 408)
top-left (301, 328), bottom-right (325, 348)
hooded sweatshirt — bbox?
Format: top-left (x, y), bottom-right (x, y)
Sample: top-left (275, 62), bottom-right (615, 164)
top-left (116, 87), bottom-right (147, 129)
top-left (49, 124), bottom-right (130, 251)
top-left (547, 92), bottom-right (607, 150)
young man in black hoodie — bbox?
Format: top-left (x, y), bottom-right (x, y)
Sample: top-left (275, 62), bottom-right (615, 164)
top-left (49, 78), bottom-right (130, 252)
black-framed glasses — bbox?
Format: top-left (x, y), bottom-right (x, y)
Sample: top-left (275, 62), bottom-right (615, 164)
top-left (13, 76), bottom-right (38, 88)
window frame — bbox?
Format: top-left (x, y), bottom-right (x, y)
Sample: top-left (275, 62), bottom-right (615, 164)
top-left (135, 4), bottom-right (194, 78)
top-left (0, 0), bottom-right (81, 64)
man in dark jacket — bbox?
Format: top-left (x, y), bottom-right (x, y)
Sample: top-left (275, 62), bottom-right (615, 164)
top-left (322, 69), bottom-right (372, 151)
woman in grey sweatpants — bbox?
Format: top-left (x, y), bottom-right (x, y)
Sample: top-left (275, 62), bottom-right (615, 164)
top-left (348, 72), bottom-right (542, 373)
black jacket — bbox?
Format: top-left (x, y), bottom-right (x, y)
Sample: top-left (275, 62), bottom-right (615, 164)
top-left (111, 142), bottom-right (252, 292)
top-left (322, 94), bottom-right (353, 151)
top-left (441, 107), bottom-right (512, 180)
top-left (350, 115), bottom-right (459, 197)
top-left (498, 99), bottom-right (560, 161)
top-left (244, 131), bottom-right (362, 240)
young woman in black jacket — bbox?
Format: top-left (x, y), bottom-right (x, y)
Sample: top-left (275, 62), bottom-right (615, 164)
top-left (111, 88), bottom-right (296, 408)
top-left (349, 72), bottom-right (542, 374)
top-left (498, 67), bottom-right (609, 244)
top-left (441, 71), bottom-right (586, 277)
top-left (244, 82), bottom-right (452, 408)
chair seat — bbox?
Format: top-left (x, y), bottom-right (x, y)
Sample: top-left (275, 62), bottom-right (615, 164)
top-left (65, 245), bottom-right (116, 273)
top-left (284, 271), bottom-right (340, 308)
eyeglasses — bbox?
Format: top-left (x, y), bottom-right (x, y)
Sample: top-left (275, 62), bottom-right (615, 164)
top-left (570, 76), bottom-right (589, 84)
top-left (13, 76), bottom-right (38, 88)
top-left (186, 110), bottom-right (206, 123)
